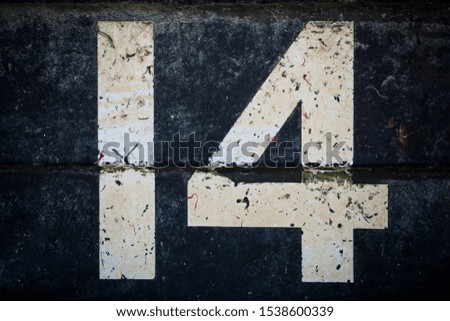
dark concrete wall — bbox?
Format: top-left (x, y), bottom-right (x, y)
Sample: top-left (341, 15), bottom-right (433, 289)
top-left (0, 1), bottom-right (449, 300)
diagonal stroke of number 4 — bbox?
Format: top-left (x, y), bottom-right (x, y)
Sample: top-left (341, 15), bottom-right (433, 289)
top-left (188, 21), bottom-right (388, 283)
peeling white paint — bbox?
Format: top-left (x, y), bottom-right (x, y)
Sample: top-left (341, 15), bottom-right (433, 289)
top-left (210, 21), bottom-right (354, 167)
top-left (188, 171), bottom-right (388, 282)
top-left (96, 20), bottom-right (387, 284)
top-left (301, 22), bottom-right (354, 166)
top-left (100, 170), bottom-right (155, 279)
top-left (98, 21), bottom-right (154, 166)
top-left (189, 21), bottom-right (388, 283)
top-left (98, 22), bottom-right (155, 279)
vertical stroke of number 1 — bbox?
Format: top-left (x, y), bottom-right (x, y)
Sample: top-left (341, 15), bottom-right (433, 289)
top-left (98, 22), bottom-right (155, 279)
top-left (188, 22), bottom-right (388, 283)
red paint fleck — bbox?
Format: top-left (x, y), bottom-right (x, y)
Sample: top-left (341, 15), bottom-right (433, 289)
top-left (303, 74), bottom-right (312, 91)
top-left (271, 135), bottom-right (279, 143)
top-left (386, 116), bottom-right (396, 128)
top-left (397, 123), bottom-right (408, 144)
top-left (301, 58), bottom-right (306, 67)
top-left (188, 193), bottom-right (198, 210)
top-left (303, 112), bottom-right (310, 120)
top-left (396, 123), bottom-right (408, 154)
top-left (95, 150), bottom-right (105, 165)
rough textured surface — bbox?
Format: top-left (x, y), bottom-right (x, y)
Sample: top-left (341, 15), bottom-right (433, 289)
top-left (0, 2), bottom-right (449, 300)
top-left (98, 21), bottom-right (154, 166)
top-left (0, 168), bottom-right (449, 299)
top-left (97, 21), bottom-right (156, 280)
top-left (210, 21), bottom-right (354, 167)
top-left (0, 3), bottom-right (448, 166)
top-left (100, 169), bottom-right (155, 280)
top-left (188, 171), bottom-right (388, 282)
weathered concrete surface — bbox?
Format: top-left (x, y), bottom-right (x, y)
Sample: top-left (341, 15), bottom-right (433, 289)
top-left (98, 21), bottom-right (154, 167)
top-left (0, 167), bottom-right (449, 299)
top-left (188, 171), bottom-right (388, 283)
top-left (97, 21), bottom-right (156, 280)
top-left (0, 3), bottom-right (449, 166)
top-left (210, 21), bottom-right (354, 167)
top-left (100, 169), bottom-right (155, 280)
top-left (0, 1), bottom-right (450, 300)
